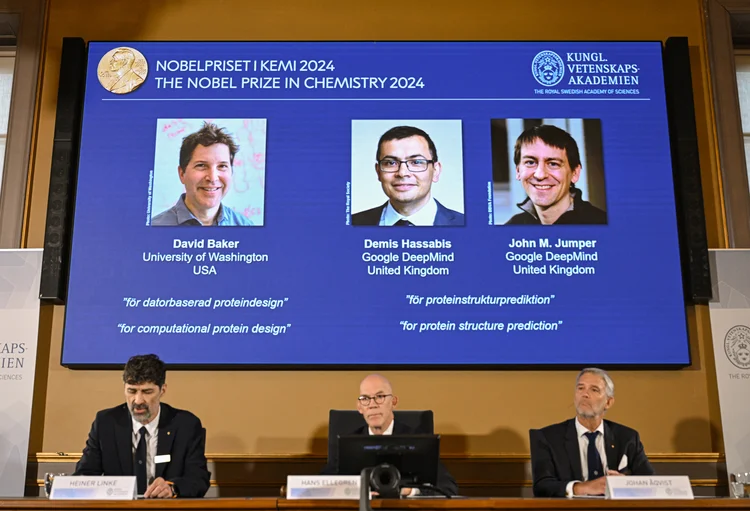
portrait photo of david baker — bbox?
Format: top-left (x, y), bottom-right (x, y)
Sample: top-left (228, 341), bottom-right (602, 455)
top-left (150, 119), bottom-right (266, 227)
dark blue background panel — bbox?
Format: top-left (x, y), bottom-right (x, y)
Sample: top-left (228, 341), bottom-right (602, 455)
top-left (61, 42), bottom-right (689, 366)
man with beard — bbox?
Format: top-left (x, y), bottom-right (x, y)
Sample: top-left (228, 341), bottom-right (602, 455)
top-left (74, 354), bottom-right (210, 498)
top-left (99, 48), bottom-right (146, 94)
top-left (321, 374), bottom-right (458, 496)
top-left (529, 368), bottom-right (654, 497)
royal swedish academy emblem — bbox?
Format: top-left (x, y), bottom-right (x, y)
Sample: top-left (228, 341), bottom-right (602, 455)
top-left (724, 324), bottom-right (750, 370)
top-left (531, 50), bottom-right (565, 87)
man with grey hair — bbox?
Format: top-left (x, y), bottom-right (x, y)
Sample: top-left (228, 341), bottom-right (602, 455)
top-left (530, 368), bottom-right (654, 497)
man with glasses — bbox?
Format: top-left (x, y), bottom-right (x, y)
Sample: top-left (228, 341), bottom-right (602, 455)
top-left (352, 126), bottom-right (465, 226)
top-left (321, 374), bottom-right (458, 496)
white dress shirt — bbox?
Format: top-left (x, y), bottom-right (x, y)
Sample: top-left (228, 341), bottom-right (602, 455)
top-left (368, 419), bottom-right (395, 436)
top-left (379, 198), bottom-right (438, 226)
top-left (131, 406), bottom-right (160, 486)
top-left (565, 418), bottom-right (608, 497)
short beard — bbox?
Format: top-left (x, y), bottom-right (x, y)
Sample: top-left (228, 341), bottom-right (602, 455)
top-left (130, 406), bottom-right (152, 424)
top-left (576, 406), bottom-right (601, 419)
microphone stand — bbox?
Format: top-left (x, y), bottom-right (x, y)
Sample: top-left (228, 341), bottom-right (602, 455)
top-left (359, 468), bottom-right (374, 511)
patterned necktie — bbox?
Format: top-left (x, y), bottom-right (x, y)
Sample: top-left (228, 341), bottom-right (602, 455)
top-left (584, 431), bottom-right (603, 480)
top-left (135, 426), bottom-right (148, 494)
top-left (394, 219), bottom-right (414, 226)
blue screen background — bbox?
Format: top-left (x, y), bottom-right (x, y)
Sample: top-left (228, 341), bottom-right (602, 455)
top-left (61, 42), bottom-right (690, 366)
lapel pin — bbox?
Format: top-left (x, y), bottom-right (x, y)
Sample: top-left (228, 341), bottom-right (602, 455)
top-left (167, 432), bottom-right (171, 436)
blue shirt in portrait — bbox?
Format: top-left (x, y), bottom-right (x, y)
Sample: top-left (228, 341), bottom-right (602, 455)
top-left (151, 193), bottom-right (253, 226)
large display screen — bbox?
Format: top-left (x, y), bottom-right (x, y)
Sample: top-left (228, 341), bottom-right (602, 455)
top-left (61, 41), bottom-right (690, 366)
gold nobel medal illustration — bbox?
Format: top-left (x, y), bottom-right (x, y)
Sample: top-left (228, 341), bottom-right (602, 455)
top-left (97, 47), bottom-right (147, 94)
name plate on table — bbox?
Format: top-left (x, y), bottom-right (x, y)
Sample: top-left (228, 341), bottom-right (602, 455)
top-left (286, 476), bottom-right (360, 499)
top-left (50, 476), bottom-right (136, 500)
top-left (605, 476), bottom-right (694, 499)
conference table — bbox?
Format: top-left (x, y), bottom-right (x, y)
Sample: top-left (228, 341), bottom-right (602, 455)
top-left (0, 499), bottom-right (749, 511)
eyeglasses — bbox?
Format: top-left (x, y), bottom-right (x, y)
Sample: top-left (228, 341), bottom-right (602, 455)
top-left (377, 158), bottom-right (434, 173)
top-left (357, 394), bottom-right (393, 405)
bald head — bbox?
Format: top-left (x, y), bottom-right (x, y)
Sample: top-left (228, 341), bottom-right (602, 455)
top-left (357, 374), bottom-right (398, 434)
top-left (359, 374), bottom-right (393, 395)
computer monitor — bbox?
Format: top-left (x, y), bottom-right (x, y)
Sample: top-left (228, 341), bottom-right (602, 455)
top-left (336, 434), bottom-right (440, 486)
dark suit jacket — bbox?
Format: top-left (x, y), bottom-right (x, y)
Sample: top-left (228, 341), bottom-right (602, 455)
top-left (321, 421), bottom-right (458, 496)
top-left (74, 403), bottom-right (210, 498)
top-left (530, 418), bottom-right (655, 497)
top-left (352, 200), bottom-right (465, 226)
